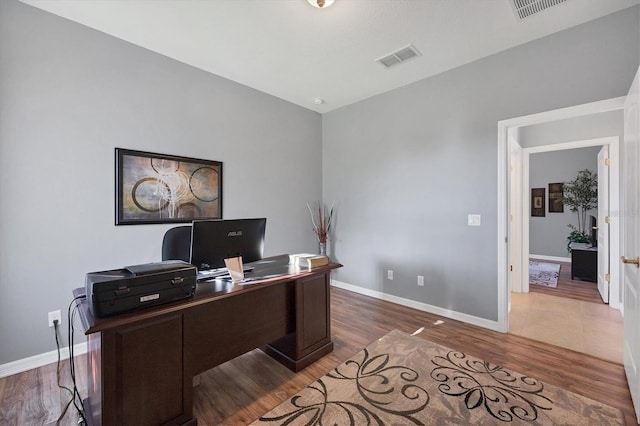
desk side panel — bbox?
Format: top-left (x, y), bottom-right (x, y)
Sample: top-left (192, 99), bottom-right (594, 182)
top-left (86, 333), bottom-right (102, 426)
top-left (101, 314), bottom-right (188, 425)
top-left (298, 273), bottom-right (331, 353)
top-left (264, 271), bottom-right (333, 371)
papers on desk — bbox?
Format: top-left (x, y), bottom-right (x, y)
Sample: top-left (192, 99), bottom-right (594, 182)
top-left (289, 253), bottom-right (329, 269)
top-left (196, 268), bottom-right (228, 282)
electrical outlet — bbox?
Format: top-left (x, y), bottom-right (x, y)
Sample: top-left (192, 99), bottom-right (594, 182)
top-left (48, 310), bottom-right (61, 328)
top-left (417, 275), bottom-right (424, 287)
top-left (387, 270), bottom-right (393, 280)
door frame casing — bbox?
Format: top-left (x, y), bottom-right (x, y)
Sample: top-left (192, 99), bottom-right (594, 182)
top-left (508, 132), bottom-right (523, 295)
top-left (597, 144), bottom-right (611, 304)
top-left (497, 96), bottom-right (626, 332)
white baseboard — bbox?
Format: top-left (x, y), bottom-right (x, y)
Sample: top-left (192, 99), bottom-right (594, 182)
top-left (529, 254), bottom-right (571, 263)
top-left (0, 342), bottom-right (87, 379)
top-left (331, 280), bottom-right (502, 332)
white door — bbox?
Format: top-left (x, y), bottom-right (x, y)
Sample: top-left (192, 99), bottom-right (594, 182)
top-left (597, 145), bottom-right (610, 303)
top-left (623, 67), bottom-right (640, 422)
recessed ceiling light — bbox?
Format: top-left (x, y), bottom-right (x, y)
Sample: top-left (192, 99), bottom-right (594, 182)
top-left (307, 0), bottom-right (335, 9)
top-left (313, 98), bottom-right (325, 105)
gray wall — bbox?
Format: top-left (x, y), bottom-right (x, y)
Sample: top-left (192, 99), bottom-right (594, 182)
top-left (529, 147), bottom-right (600, 258)
top-left (520, 110), bottom-right (624, 148)
top-left (0, 1), bottom-right (322, 364)
top-left (323, 7), bottom-right (639, 321)
top-left (1, 1), bottom-right (638, 366)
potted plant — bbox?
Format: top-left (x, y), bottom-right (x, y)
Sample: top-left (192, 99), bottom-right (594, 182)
top-left (563, 169), bottom-right (597, 250)
top-left (307, 201), bottom-right (334, 255)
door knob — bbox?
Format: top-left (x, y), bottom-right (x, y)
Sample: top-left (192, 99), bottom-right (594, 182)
top-left (621, 256), bottom-right (640, 267)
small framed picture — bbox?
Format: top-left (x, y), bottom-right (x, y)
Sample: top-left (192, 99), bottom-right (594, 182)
top-left (115, 148), bottom-right (222, 225)
top-left (548, 183), bottom-right (564, 213)
top-left (531, 188), bottom-right (545, 217)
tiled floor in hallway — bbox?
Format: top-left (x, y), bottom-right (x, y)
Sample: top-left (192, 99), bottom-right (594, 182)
top-left (510, 291), bottom-right (623, 364)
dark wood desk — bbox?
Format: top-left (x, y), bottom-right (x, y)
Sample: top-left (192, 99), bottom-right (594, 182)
top-left (73, 255), bottom-right (341, 425)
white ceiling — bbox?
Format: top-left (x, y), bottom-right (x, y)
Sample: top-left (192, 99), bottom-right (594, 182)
top-left (20, 0), bottom-right (640, 113)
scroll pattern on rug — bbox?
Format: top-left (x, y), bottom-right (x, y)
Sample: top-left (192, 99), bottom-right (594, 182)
top-left (430, 350), bottom-right (552, 422)
top-left (257, 348), bottom-right (430, 425)
top-left (252, 330), bottom-right (623, 425)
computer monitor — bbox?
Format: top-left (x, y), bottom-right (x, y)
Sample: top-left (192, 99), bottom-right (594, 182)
top-left (189, 218), bottom-right (266, 271)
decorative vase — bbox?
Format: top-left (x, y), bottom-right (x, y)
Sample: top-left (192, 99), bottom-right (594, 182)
top-left (319, 241), bottom-right (327, 256)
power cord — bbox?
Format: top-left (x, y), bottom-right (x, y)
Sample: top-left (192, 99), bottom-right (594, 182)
top-left (68, 295), bottom-right (87, 425)
top-left (53, 295), bottom-right (87, 425)
top-left (53, 318), bottom-right (75, 423)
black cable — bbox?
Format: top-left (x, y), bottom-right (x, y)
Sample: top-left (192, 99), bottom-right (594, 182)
top-left (65, 295), bottom-right (87, 425)
top-left (53, 319), bottom-right (75, 424)
top-left (69, 302), bottom-right (86, 424)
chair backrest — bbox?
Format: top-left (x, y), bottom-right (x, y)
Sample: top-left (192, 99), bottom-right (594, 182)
top-left (162, 226), bottom-right (192, 263)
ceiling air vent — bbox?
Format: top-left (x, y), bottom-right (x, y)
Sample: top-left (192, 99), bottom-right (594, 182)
top-left (510, 0), bottom-right (568, 21)
top-left (376, 44), bottom-right (421, 69)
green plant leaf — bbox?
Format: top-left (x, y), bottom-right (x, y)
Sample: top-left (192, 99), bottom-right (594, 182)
top-left (563, 169), bottom-right (597, 237)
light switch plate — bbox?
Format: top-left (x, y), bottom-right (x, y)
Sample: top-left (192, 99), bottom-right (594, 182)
top-left (468, 214), bottom-right (481, 226)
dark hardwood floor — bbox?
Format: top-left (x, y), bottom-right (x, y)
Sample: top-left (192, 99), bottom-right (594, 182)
top-left (0, 286), bottom-right (634, 425)
top-left (529, 260), bottom-right (604, 304)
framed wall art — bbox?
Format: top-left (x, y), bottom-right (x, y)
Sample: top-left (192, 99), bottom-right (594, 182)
top-left (115, 148), bottom-right (222, 225)
top-left (548, 182), bottom-right (564, 213)
top-left (531, 188), bottom-right (545, 217)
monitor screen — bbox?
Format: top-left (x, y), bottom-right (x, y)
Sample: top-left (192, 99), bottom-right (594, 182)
top-left (189, 218), bottom-right (266, 271)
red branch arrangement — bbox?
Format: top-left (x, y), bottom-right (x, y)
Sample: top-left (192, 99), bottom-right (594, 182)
top-left (307, 201), bottom-right (334, 244)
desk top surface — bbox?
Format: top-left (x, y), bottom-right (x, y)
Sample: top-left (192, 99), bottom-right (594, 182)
top-left (73, 254), bottom-right (341, 334)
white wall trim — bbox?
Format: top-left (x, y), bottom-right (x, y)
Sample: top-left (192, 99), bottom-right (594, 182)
top-left (523, 137), bottom-right (618, 153)
top-left (530, 254), bottom-right (571, 263)
top-left (499, 97), bottom-right (626, 129)
top-left (607, 138), bottom-right (622, 310)
top-left (0, 342), bottom-right (87, 379)
top-left (509, 131), bottom-right (524, 294)
top-left (332, 280), bottom-right (502, 332)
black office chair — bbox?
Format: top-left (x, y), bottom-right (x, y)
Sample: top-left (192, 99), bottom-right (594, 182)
top-left (162, 226), bottom-right (192, 262)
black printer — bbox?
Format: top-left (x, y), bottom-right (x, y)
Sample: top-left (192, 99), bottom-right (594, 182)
top-left (85, 260), bottom-right (197, 318)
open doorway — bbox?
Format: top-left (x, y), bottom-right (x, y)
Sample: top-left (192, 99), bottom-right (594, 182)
top-left (516, 136), bottom-right (620, 307)
top-left (510, 141), bottom-right (623, 363)
top-left (497, 97), bottom-right (626, 363)
top-left (527, 145), bottom-right (604, 302)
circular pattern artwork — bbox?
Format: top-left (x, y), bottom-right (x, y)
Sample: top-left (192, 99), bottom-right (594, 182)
top-left (117, 149), bottom-right (222, 225)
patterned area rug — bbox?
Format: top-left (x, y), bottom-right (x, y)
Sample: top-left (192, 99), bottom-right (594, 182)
top-left (252, 330), bottom-right (622, 425)
top-left (529, 261), bottom-right (560, 288)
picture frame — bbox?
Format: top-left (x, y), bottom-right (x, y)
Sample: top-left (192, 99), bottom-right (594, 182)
top-left (115, 148), bottom-right (222, 225)
top-left (548, 182), bottom-right (564, 213)
top-left (531, 188), bottom-right (545, 217)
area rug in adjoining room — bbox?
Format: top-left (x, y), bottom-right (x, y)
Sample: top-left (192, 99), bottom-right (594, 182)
top-left (251, 329), bottom-right (622, 425)
top-left (529, 260), bottom-right (561, 288)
